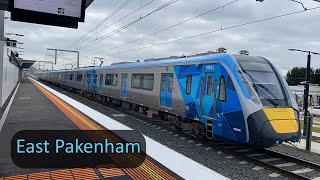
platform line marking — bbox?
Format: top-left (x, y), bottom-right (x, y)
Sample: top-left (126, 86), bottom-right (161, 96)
top-left (291, 168), bottom-right (314, 174)
top-left (274, 162), bottom-right (296, 168)
top-left (269, 173), bottom-right (281, 177)
top-left (32, 78), bottom-right (229, 180)
top-left (0, 83), bottom-right (20, 132)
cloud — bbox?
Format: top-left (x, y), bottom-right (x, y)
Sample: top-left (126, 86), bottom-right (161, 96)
top-left (8, 0), bottom-right (320, 73)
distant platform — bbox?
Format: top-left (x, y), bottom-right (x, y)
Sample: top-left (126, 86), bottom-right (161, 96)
top-left (0, 78), bottom-right (228, 180)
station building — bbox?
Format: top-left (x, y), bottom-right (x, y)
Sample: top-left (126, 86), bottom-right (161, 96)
top-left (290, 84), bottom-right (320, 110)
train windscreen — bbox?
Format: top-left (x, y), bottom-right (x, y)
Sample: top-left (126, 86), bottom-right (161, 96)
top-left (237, 59), bottom-right (288, 107)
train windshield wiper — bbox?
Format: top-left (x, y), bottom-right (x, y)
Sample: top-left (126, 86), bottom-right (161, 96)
top-left (241, 69), bottom-right (279, 106)
top-left (253, 84), bottom-right (279, 106)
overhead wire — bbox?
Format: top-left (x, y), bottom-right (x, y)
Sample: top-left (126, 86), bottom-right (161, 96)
top-left (78, 0), bottom-right (157, 46)
top-left (66, 0), bottom-right (133, 50)
top-left (83, 0), bottom-right (239, 58)
top-left (76, 0), bottom-right (180, 50)
top-left (58, 0), bottom-right (133, 57)
top-left (96, 6), bottom-right (320, 58)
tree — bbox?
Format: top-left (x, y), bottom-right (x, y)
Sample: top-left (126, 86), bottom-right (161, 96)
top-left (312, 69), bottom-right (320, 85)
top-left (286, 67), bottom-right (315, 86)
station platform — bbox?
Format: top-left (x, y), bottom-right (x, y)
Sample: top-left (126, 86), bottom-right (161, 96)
top-left (0, 78), bottom-right (228, 180)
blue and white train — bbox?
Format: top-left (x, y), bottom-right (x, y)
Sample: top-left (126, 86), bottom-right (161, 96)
top-left (37, 50), bottom-right (301, 147)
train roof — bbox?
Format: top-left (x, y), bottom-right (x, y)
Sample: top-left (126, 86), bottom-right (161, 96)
top-left (43, 53), bottom-right (265, 73)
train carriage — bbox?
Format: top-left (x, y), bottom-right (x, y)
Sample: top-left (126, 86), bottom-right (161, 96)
top-left (37, 51), bottom-right (301, 147)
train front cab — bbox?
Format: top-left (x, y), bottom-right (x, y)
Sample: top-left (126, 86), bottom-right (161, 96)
top-left (235, 55), bottom-right (301, 147)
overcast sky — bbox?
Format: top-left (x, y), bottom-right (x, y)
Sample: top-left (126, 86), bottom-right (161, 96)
top-left (6, 0), bottom-right (320, 74)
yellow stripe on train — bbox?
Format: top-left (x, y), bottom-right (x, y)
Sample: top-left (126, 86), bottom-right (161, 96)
top-left (263, 108), bottom-right (299, 134)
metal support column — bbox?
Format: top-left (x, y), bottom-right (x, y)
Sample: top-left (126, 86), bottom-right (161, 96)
top-left (289, 48), bottom-right (320, 152)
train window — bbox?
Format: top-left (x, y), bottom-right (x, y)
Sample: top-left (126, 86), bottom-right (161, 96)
top-left (105, 74), bottom-right (118, 86)
top-left (161, 75), bottom-right (166, 91)
top-left (168, 74), bottom-right (173, 92)
top-left (219, 76), bottom-right (226, 101)
top-left (132, 74), bottom-right (142, 88)
top-left (112, 74), bottom-right (118, 86)
top-left (99, 74), bottom-right (104, 84)
top-left (206, 76), bottom-right (213, 96)
top-left (69, 74), bottom-right (73, 81)
top-left (105, 74), bottom-right (112, 85)
top-left (76, 74), bottom-right (83, 81)
top-left (186, 75), bottom-right (192, 94)
top-left (142, 74), bottom-right (154, 90)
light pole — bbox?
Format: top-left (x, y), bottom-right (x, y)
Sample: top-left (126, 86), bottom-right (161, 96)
top-left (288, 48), bottom-right (320, 152)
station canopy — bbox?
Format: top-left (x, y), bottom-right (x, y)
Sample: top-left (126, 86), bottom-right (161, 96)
top-left (22, 60), bottom-right (36, 69)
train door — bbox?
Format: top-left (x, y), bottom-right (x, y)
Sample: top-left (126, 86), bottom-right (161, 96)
top-left (202, 73), bottom-right (215, 118)
top-left (160, 73), bottom-right (173, 108)
top-left (85, 70), bottom-right (91, 91)
top-left (201, 71), bottom-right (222, 138)
top-left (99, 74), bottom-right (104, 93)
top-left (92, 70), bottom-right (98, 94)
top-left (63, 73), bottom-right (68, 85)
top-left (121, 73), bottom-right (128, 98)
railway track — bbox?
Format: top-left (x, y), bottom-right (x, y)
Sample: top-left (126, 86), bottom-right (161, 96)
top-left (45, 81), bottom-right (320, 180)
top-left (232, 148), bottom-right (320, 180)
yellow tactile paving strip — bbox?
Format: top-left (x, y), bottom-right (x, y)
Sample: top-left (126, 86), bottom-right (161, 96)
top-left (97, 164), bottom-right (126, 178)
top-left (29, 79), bottom-right (175, 179)
top-left (2, 165), bottom-right (126, 180)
